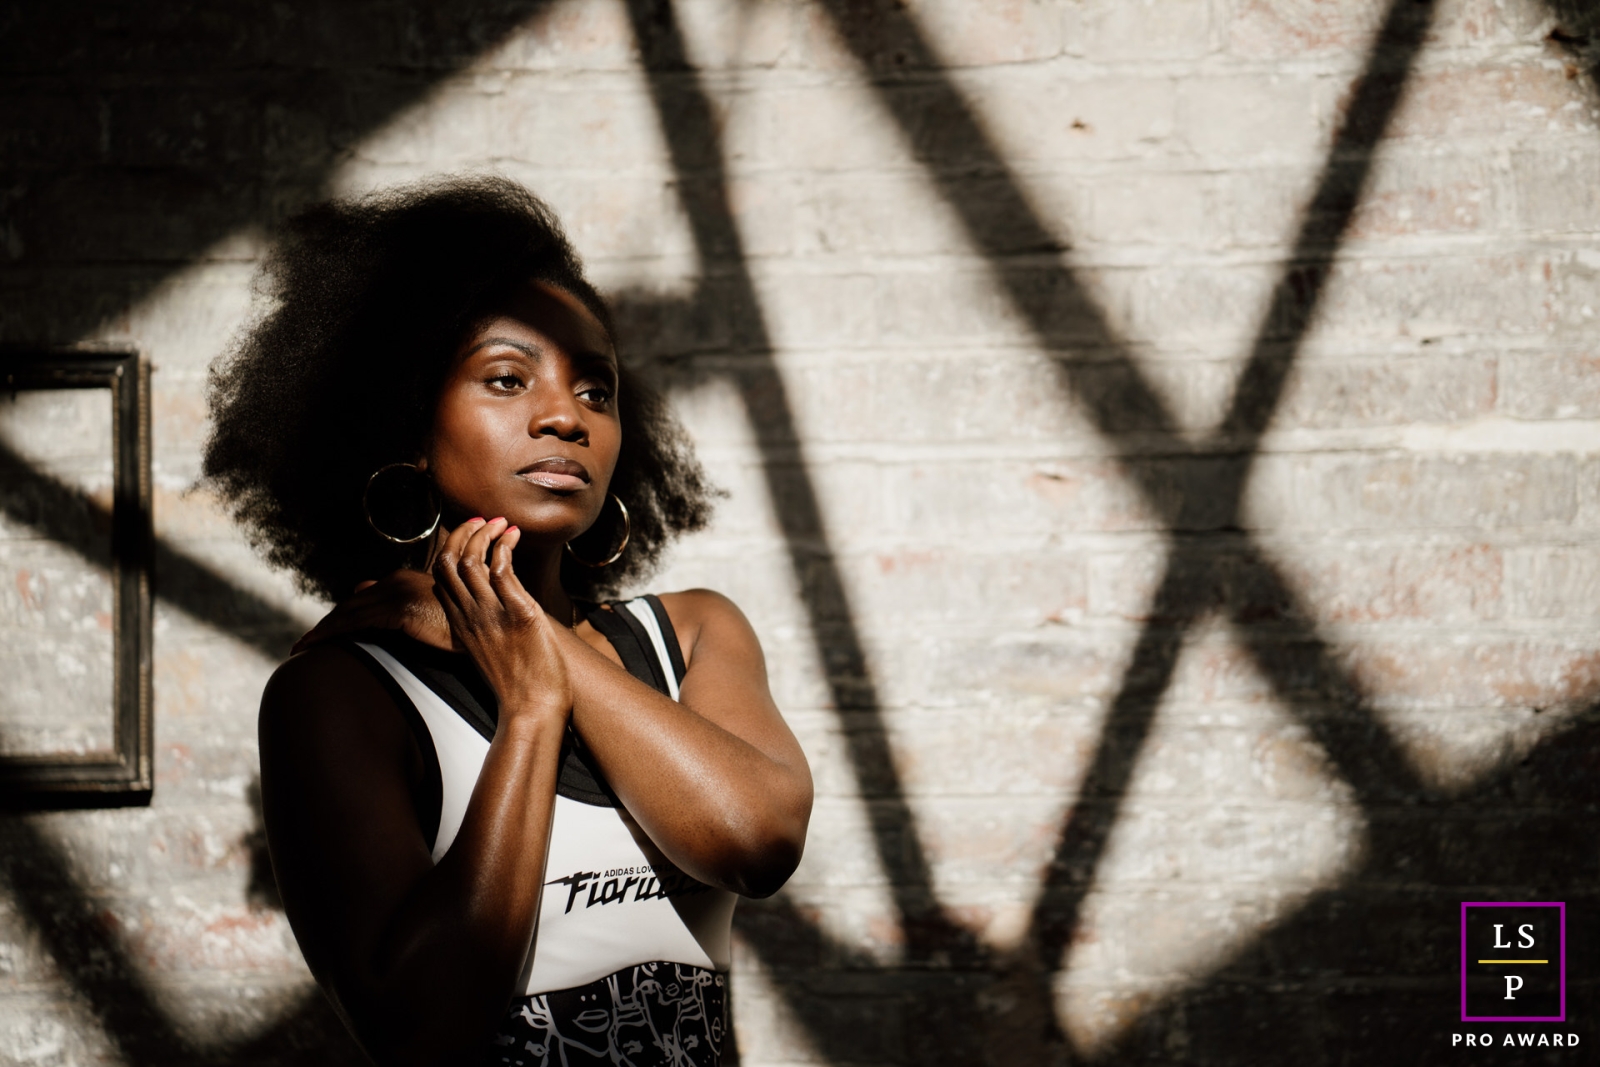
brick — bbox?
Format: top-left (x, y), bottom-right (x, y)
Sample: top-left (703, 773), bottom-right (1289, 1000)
top-left (839, 546), bottom-right (1088, 626)
top-left (1273, 354), bottom-right (1498, 429)
top-left (1253, 453), bottom-right (1579, 531)
top-left (1388, 61), bottom-right (1600, 143)
top-left (1506, 545), bottom-right (1600, 620)
top-left (1283, 253), bottom-right (1579, 342)
top-left (784, 174), bottom-right (965, 258)
top-left (1498, 350), bottom-right (1600, 417)
top-left (1177, 74), bottom-right (1335, 164)
top-left (885, 457), bottom-right (1154, 538)
top-left (1343, 637), bottom-right (1600, 711)
top-left (103, 89), bottom-right (266, 172)
top-left (1511, 144), bottom-right (1600, 233)
top-left (917, 0), bottom-right (1070, 67)
top-left (1202, 166), bottom-right (1311, 249)
top-left (790, 353), bottom-right (1079, 445)
top-left (1226, 0), bottom-right (1392, 59)
top-left (887, 631), bottom-right (1124, 711)
top-left (725, 957), bottom-right (831, 1065)
top-left (1230, 0), bottom-right (1508, 58)
top-left (1084, 171), bottom-right (1214, 248)
top-left (1345, 151), bottom-right (1510, 239)
top-left (1123, 260), bottom-right (1282, 347)
top-left (1377, 703), bottom-right (1573, 793)
top-left (734, 84), bottom-right (910, 173)
top-left (0, 540), bottom-right (115, 631)
top-left (0, 644), bottom-right (115, 757)
top-left (608, 277), bottom-right (739, 359)
top-left (479, 0), bottom-right (641, 73)
top-left (758, 270), bottom-right (887, 352)
top-left (1268, 540), bottom-right (1506, 624)
top-left (788, 0), bottom-right (1066, 73)
top-left (1085, 796), bottom-right (1361, 886)
top-left (1071, 0), bottom-right (1214, 62)
top-left (0, 999), bottom-right (122, 1067)
top-left (973, 70), bottom-right (1178, 164)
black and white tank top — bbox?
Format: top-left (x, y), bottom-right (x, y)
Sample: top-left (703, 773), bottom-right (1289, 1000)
top-left (344, 595), bottom-right (735, 1067)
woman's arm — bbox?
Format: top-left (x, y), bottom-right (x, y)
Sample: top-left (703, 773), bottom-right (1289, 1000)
top-left (292, 573), bottom-right (814, 898)
top-left (555, 589), bottom-right (813, 898)
top-left (260, 520), bottom-right (570, 1067)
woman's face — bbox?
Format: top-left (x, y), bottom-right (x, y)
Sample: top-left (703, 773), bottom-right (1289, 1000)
top-left (426, 281), bottom-right (620, 547)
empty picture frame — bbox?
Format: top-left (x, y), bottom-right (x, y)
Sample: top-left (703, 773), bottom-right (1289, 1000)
top-left (0, 350), bottom-right (152, 806)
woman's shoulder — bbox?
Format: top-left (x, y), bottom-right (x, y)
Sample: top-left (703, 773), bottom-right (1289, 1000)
top-left (644, 588), bottom-right (748, 630)
top-left (259, 641), bottom-right (411, 751)
top-left (649, 587), bottom-right (739, 616)
top-left (646, 589), bottom-right (760, 669)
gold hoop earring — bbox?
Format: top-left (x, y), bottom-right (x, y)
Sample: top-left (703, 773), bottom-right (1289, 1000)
top-left (565, 494), bottom-right (630, 568)
top-left (363, 463), bottom-right (442, 545)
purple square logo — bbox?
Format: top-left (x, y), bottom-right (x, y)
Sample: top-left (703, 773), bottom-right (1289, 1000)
top-left (1461, 902), bottom-right (1566, 1023)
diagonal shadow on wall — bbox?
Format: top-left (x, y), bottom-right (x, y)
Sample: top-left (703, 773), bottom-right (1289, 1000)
top-left (0, 813), bottom-right (366, 1066)
top-left (0, 0), bottom-right (562, 346)
top-left (0, 438), bottom-right (308, 658)
top-left (619, 0), bottom-right (968, 945)
top-left (1084, 696), bottom-right (1600, 1067)
top-left (641, 0), bottom-right (1600, 1062)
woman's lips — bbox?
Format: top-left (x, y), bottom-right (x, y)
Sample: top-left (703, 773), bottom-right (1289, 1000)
top-left (517, 457), bottom-right (590, 493)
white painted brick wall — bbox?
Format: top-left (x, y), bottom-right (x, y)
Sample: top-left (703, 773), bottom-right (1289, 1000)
top-left (2, 0), bottom-right (1599, 1063)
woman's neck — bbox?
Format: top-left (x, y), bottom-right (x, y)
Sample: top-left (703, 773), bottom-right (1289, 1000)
top-left (514, 543), bottom-right (577, 625)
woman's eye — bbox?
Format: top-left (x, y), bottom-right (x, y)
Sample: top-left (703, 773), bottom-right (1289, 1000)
top-left (578, 385), bottom-right (613, 405)
top-left (487, 374), bottom-right (523, 392)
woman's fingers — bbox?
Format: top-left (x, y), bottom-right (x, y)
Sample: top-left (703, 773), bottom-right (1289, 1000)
top-left (458, 517), bottom-right (507, 601)
top-left (432, 518), bottom-right (483, 599)
top-left (487, 525), bottom-right (536, 615)
top-left (432, 580), bottom-right (470, 641)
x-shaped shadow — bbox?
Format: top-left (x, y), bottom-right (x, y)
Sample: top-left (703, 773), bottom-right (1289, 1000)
top-left (622, 0), bottom-right (1598, 1062)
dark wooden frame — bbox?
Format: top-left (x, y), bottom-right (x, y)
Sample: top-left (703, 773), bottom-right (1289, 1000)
top-left (0, 350), bottom-right (152, 806)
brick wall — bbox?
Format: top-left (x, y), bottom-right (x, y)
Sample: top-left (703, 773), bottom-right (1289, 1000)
top-left (3, 0), bottom-right (1599, 1064)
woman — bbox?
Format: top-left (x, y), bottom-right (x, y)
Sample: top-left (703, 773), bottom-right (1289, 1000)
top-left (203, 178), bottom-right (812, 1067)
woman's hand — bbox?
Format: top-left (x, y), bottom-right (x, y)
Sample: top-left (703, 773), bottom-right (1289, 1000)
top-left (292, 568), bottom-right (451, 654)
top-left (431, 517), bottom-right (570, 722)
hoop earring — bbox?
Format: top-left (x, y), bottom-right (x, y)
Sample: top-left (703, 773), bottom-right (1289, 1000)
top-left (363, 463), bottom-right (443, 545)
top-left (565, 494), bottom-right (630, 568)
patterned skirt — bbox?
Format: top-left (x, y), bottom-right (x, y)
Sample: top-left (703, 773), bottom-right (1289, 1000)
top-left (485, 962), bottom-right (726, 1067)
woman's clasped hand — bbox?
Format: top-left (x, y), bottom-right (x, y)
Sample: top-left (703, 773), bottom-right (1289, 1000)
top-left (429, 517), bottom-right (571, 722)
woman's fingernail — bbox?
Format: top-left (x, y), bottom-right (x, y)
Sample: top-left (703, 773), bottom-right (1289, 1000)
top-left (507, 525), bottom-right (518, 533)
top-left (490, 516), bottom-right (505, 524)
top-left (469, 516), bottom-right (484, 523)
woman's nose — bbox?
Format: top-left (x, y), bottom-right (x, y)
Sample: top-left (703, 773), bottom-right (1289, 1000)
top-left (530, 383), bottom-right (586, 442)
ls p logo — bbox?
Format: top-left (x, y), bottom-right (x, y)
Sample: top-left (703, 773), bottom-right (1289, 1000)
top-left (1461, 902), bottom-right (1566, 1023)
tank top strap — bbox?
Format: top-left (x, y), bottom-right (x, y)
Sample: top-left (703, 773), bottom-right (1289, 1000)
top-left (584, 595), bottom-right (686, 700)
